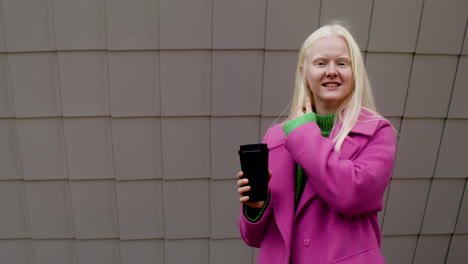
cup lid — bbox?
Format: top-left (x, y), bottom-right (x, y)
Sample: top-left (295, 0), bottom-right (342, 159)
top-left (239, 143), bottom-right (269, 152)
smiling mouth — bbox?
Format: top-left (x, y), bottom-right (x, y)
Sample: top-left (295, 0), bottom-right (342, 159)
top-left (323, 83), bottom-right (341, 87)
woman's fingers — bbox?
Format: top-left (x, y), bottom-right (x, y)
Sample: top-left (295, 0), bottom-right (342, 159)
top-left (237, 178), bottom-right (248, 187)
top-left (236, 170), bottom-right (269, 209)
top-left (237, 171), bottom-right (250, 197)
top-left (240, 196), bottom-right (250, 203)
top-left (238, 185), bottom-right (251, 195)
top-left (295, 107), bottom-right (304, 119)
top-left (293, 97), bottom-right (312, 119)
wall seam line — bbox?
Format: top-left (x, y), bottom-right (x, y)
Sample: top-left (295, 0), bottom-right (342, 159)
top-left (444, 179), bottom-right (467, 263)
top-left (156, 1), bottom-right (167, 262)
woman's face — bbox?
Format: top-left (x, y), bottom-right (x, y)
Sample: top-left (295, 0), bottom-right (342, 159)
top-left (304, 35), bottom-right (354, 114)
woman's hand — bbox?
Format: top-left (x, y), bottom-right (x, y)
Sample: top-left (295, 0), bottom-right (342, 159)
top-left (237, 171), bottom-right (272, 209)
top-left (292, 96), bottom-right (312, 119)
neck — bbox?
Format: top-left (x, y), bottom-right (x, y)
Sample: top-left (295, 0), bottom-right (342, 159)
top-left (314, 103), bottom-right (338, 116)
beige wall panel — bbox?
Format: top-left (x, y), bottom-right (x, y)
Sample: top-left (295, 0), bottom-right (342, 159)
top-left (210, 239), bottom-right (253, 264)
top-left (265, 0), bottom-right (320, 50)
top-left (455, 183), bottom-right (468, 234)
top-left (448, 56), bottom-right (468, 118)
top-left (165, 239), bottom-right (209, 264)
top-left (413, 235), bottom-right (451, 264)
top-left (0, 181), bottom-right (31, 238)
top-left (160, 51), bottom-right (211, 116)
top-left (212, 51), bottom-right (263, 116)
top-left (404, 55), bottom-right (458, 118)
top-left (16, 118), bottom-right (67, 180)
top-left (211, 117), bottom-right (260, 180)
top-left (2, 0), bottom-right (55, 52)
top-left (0, 54), bottom-right (14, 117)
top-left (446, 235), bottom-right (468, 264)
top-left (64, 118), bottom-right (115, 180)
top-left (0, 240), bottom-right (34, 264)
top-left (416, 0), bottom-right (467, 54)
top-left (52, 0), bottom-right (106, 50)
top-left (213, 0), bottom-right (266, 49)
top-left (108, 51), bottom-right (160, 117)
top-left (111, 118), bottom-right (163, 180)
top-left (116, 180), bottom-right (164, 239)
top-left (211, 180), bottom-right (241, 238)
top-left (0, 3), bottom-right (5, 52)
top-left (381, 236), bottom-right (418, 264)
top-left (120, 240), bottom-right (164, 264)
top-left (320, 0), bottom-right (373, 50)
top-left (9, 53), bottom-right (62, 117)
top-left (463, 27), bottom-right (468, 55)
top-left (383, 179), bottom-right (431, 235)
top-left (262, 51), bottom-right (297, 116)
top-left (434, 119), bottom-right (468, 178)
top-left (106, 0), bottom-right (158, 50)
top-left (58, 51), bottom-right (110, 116)
top-left (75, 240), bottom-right (119, 264)
top-left (24, 181), bottom-right (74, 239)
top-left (163, 180), bottom-right (209, 238)
top-left (160, 0), bottom-right (211, 49)
top-left (421, 179), bottom-right (465, 234)
top-left (70, 181), bottom-right (119, 239)
top-left (368, 0), bottom-right (423, 52)
top-left (393, 119), bottom-right (444, 179)
top-left (33, 240), bottom-right (76, 264)
top-left (0, 120), bottom-right (22, 180)
top-left (366, 53), bottom-right (412, 117)
top-left (161, 117), bottom-right (210, 180)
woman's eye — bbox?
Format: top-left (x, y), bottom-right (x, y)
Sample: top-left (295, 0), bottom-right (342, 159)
top-left (338, 62), bottom-right (349, 67)
top-left (316, 62), bottom-right (326, 66)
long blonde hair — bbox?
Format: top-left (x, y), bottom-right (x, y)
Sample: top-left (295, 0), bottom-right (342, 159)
top-left (290, 21), bottom-right (378, 152)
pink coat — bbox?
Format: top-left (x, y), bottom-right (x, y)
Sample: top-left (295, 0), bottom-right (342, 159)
top-left (239, 109), bottom-right (397, 264)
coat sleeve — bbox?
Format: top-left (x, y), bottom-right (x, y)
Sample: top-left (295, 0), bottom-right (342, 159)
top-left (238, 198), bottom-right (273, 247)
top-left (285, 120), bottom-right (397, 218)
top-left (238, 126), bottom-right (276, 247)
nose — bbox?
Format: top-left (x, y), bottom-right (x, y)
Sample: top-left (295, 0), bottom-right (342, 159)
top-left (326, 64), bottom-right (337, 77)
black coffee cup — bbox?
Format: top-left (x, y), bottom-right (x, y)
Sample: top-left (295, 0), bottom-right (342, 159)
top-left (238, 144), bottom-right (269, 202)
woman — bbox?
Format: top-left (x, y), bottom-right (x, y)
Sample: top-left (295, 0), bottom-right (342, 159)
top-left (237, 22), bottom-right (397, 263)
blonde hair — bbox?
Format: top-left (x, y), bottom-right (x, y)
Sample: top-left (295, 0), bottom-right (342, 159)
top-left (290, 21), bottom-right (378, 152)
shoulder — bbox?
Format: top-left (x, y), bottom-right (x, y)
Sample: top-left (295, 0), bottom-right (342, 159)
top-left (263, 124), bottom-right (286, 145)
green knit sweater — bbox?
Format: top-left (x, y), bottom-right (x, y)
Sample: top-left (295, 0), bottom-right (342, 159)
top-left (244, 112), bottom-right (335, 222)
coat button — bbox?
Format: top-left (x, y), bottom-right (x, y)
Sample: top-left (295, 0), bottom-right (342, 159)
top-left (303, 238), bottom-right (310, 247)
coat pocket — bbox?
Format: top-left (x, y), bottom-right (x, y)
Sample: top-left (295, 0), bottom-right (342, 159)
top-left (331, 247), bottom-right (385, 264)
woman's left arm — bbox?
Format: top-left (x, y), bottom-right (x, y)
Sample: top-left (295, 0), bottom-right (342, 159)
top-left (285, 120), bottom-right (397, 218)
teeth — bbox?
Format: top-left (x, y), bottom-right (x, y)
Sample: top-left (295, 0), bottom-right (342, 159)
top-left (324, 83), bottom-right (339, 87)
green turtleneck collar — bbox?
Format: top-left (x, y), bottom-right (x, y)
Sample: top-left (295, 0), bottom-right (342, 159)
top-left (315, 113), bottom-right (335, 137)
top-left (282, 112), bottom-right (336, 137)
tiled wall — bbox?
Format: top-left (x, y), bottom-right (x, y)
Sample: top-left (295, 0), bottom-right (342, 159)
top-left (0, 0), bottom-right (467, 263)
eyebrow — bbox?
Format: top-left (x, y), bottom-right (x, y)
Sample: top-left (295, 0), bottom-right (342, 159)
top-left (310, 56), bottom-right (351, 61)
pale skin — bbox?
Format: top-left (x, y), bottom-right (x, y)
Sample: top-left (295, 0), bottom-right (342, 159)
top-left (237, 34), bottom-right (354, 208)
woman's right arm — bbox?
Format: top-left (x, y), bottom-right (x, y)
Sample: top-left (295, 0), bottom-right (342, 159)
top-left (238, 173), bottom-right (273, 247)
top-left (237, 128), bottom-right (275, 247)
